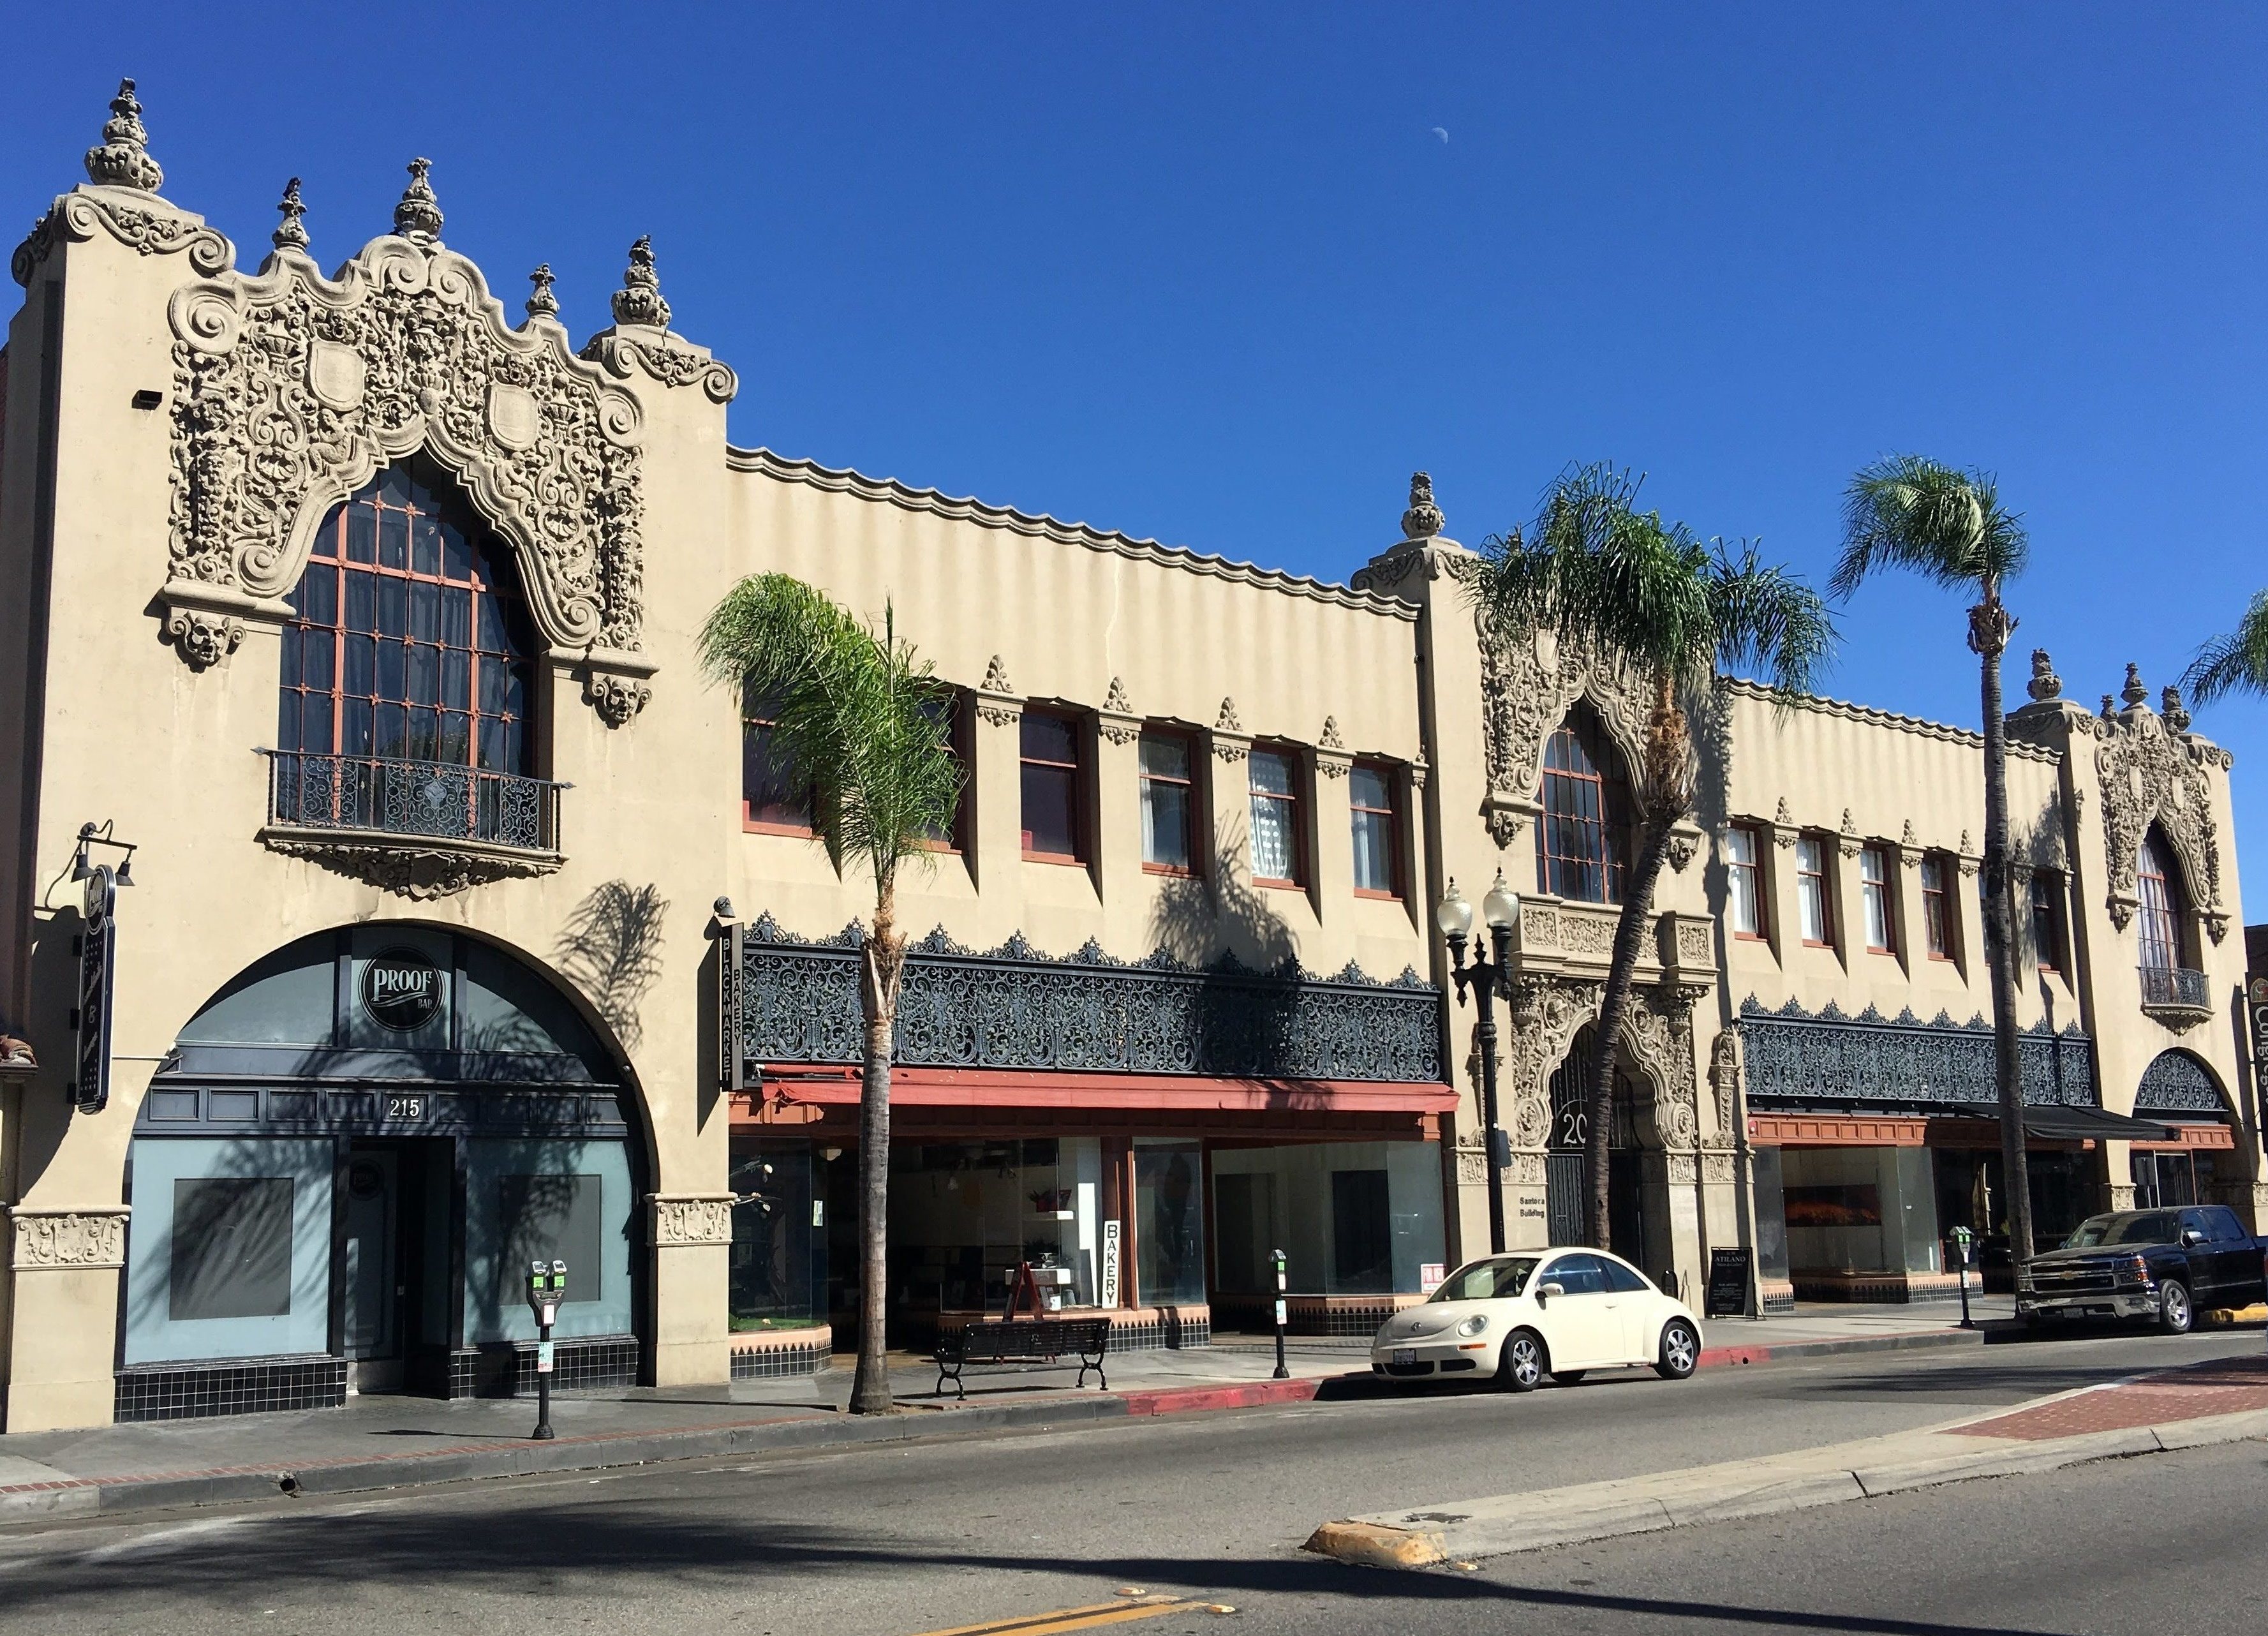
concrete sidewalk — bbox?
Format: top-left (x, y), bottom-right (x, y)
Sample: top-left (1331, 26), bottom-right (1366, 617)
top-left (0, 1295), bottom-right (2034, 1526)
top-left (1307, 1350), bottom-right (2268, 1569)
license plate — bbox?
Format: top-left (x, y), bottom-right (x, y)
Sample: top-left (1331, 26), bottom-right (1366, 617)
top-left (1393, 1348), bottom-right (1416, 1366)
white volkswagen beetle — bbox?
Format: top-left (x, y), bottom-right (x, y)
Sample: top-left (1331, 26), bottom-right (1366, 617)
top-left (1370, 1249), bottom-right (1702, 1391)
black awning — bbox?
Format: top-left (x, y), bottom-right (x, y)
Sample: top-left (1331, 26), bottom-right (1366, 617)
top-left (2023, 1105), bottom-right (2174, 1143)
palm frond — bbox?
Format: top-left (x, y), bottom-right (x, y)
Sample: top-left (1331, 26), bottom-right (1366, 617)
top-left (2181, 588), bottom-right (2268, 707)
top-left (1832, 454), bottom-right (2029, 600)
top-left (697, 574), bottom-right (963, 894)
top-left (1708, 540), bottom-right (1837, 699)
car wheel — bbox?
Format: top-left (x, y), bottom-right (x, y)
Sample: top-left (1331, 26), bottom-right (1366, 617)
top-left (1497, 1329), bottom-right (1546, 1393)
top-left (1654, 1317), bottom-right (1700, 1380)
top-left (1552, 1369), bottom-right (1587, 1386)
top-left (2158, 1279), bottom-right (2193, 1335)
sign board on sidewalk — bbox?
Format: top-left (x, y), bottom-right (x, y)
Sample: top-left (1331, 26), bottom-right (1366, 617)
top-left (1705, 1246), bottom-right (1752, 1319)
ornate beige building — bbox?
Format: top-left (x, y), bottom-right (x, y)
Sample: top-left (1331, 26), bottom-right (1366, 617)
top-left (0, 84), bottom-right (2253, 1431)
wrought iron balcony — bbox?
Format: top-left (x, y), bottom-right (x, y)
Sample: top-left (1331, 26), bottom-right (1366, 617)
top-left (258, 751), bottom-right (565, 897)
top-left (2138, 963), bottom-right (2212, 1027)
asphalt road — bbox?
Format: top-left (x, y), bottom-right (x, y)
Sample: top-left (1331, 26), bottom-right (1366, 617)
top-left (0, 1327), bottom-right (2257, 1636)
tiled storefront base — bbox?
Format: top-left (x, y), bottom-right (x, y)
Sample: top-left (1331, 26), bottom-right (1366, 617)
top-left (1212, 1294), bottom-right (1423, 1336)
top-left (115, 1355), bottom-right (348, 1423)
top-left (1792, 1270), bottom-right (1965, 1304)
top-left (730, 1325), bottom-right (834, 1379)
top-left (919, 1306), bottom-right (1210, 1353)
top-left (445, 1335), bottom-right (641, 1397)
top-left (1761, 1278), bottom-right (1797, 1314)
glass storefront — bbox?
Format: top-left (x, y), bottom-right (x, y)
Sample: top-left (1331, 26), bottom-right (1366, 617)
top-left (887, 1138), bottom-right (1104, 1317)
top-left (1135, 1139), bottom-right (1205, 1305)
top-left (729, 1143), bottom-right (824, 1330)
top-left (1779, 1145), bottom-right (1941, 1279)
top-left (461, 1138), bottom-right (635, 1344)
top-left (1210, 1141), bottom-right (1444, 1297)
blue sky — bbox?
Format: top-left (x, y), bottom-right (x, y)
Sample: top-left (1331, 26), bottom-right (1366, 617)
top-left (8, 5), bottom-right (2264, 909)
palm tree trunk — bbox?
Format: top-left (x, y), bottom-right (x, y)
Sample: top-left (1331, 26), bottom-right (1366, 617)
top-left (1585, 814), bottom-right (1680, 1253)
top-left (849, 893), bottom-right (903, 1415)
top-left (1971, 585), bottom-right (2035, 1269)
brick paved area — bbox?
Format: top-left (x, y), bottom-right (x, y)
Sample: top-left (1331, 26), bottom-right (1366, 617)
top-left (1957, 1353), bottom-right (2268, 1441)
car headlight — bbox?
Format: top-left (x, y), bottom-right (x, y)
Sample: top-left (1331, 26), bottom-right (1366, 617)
top-left (2115, 1254), bottom-right (2150, 1286)
top-left (2016, 1268), bottom-right (2033, 1293)
top-left (1455, 1314), bottom-right (1488, 1338)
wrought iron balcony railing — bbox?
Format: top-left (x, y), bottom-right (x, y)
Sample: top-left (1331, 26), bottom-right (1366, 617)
top-left (2138, 963), bottom-right (2211, 1013)
top-left (262, 750), bottom-right (563, 854)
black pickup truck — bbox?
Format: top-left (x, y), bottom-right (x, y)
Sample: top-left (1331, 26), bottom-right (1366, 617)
top-left (2018, 1205), bottom-right (2268, 1333)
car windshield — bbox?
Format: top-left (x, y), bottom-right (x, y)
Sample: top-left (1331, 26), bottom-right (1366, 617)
top-left (2062, 1212), bottom-right (2176, 1248)
top-left (1428, 1257), bottom-right (1540, 1302)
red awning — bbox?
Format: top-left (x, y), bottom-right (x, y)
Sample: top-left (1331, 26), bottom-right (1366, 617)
top-left (759, 1063), bottom-right (1459, 1115)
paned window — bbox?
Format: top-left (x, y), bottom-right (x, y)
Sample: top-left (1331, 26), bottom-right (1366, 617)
top-left (1140, 731), bottom-right (1197, 873)
top-left (1725, 824), bottom-right (1765, 937)
top-left (1021, 711), bottom-right (1084, 861)
top-left (916, 690), bottom-right (968, 851)
top-left (1860, 845), bottom-right (1895, 953)
top-left (2031, 870), bottom-right (2064, 972)
top-left (1920, 854), bottom-right (1955, 959)
top-left (1795, 835), bottom-right (1832, 946)
top-left (742, 685), bottom-right (815, 834)
top-left (1350, 763), bottom-right (1400, 896)
top-left (1535, 715), bottom-right (1628, 902)
top-left (2138, 833), bottom-right (2184, 971)
top-left (280, 465), bottom-right (536, 775)
top-left (1249, 749), bottom-right (1303, 886)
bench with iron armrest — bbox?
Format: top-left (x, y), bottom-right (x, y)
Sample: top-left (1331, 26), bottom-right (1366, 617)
top-left (932, 1317), bottom-right (1111, 1399)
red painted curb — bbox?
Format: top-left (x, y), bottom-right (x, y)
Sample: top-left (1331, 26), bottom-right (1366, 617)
top-left (1119, 1378), bottom-right (1326, 1417)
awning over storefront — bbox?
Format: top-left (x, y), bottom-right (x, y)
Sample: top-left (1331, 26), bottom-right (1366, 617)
top-left (755, 1063), bottom-right (1460, 1115)
top-left (2020, 1105), bottom-right (2174, 1143)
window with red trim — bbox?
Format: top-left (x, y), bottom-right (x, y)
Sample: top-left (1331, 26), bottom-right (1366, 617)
top-left (916, 689), bottom-right (969, 851)
top-left (1920, 854), bottom-right (1955, 959)
top-left (1726, 824), bottom-right (1767, 938)
top-left (1021, 710), bottom-right (1085, 861)
top-left (1860, 844), bottom-right (1895, 954)
top-left (1795, 835), bottom-right (1833, 946)
top-left (1249, 748), bottom-right (1304, 886)
top-left (1140, 729), bottom-right (1197, 874)
top-left (741, 683), bottom-right (815, 835)
top-left (1350, 762), bottom-right (1399, 896)
top-left (1535, 712), bottom-right (1628, 902)
top-left (280, 463), bottom-right (537, 776)
top-left (2138, 832), bottom-right (2186, 970)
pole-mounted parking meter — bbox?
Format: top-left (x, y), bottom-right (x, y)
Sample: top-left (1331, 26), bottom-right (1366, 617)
top-left (1271, 1249), bottom-right (1289, 1381)
top-left (1950, 1226), bottom-right (1976, 1330)
top-left (526, 1258), bottom-right (567, 1441)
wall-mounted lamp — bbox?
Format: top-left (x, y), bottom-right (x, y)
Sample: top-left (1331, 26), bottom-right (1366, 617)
top-left (71, 821), bottom-right (137, 888)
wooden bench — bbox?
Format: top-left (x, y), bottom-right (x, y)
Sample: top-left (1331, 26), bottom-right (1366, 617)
top-left (932, 1317), bottom-right (1111, 1399)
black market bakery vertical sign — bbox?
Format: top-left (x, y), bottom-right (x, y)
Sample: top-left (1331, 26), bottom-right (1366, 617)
top-left (72, 865), bottom-right (118, 1114)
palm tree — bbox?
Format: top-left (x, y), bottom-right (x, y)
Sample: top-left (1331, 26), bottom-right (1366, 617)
top-left (698, 574), bottom-right (962, 1415)
top-left (2181, 590), bottom-right (2268, 705)
top-left (1475, 465), bottom-right (1834, 1252)
top-left (1832, 455), bottom-right (2035, 1265)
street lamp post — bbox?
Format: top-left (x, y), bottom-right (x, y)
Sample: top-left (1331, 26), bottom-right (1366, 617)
top-left (1437, 872), bottom-right (1521, 1256)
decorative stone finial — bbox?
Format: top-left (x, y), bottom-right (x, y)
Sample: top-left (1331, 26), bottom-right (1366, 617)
top-left (272, 177), bottom-right (309, 253)
top-left (1402, 472), bottom-right (1444, 540)
top-left (2121, 662), bottom-right (2148, 709)
top-left (84, 77), bottom-right (163, 191)
top-left (525, 264), bottom-right (559, 322)
top-left (2161, 684), bottom-right (2191, 733)
top-left (2026, 647), bottom-right (2060, 702)
top-left (610, 235), bottom-right (671, 329)
top-left (1216, 697), bottom-right (1243, 734)
top-left (394, 158), bottom-right (443, 242)
top-left (2101, 693), bottom-right (2117, 720)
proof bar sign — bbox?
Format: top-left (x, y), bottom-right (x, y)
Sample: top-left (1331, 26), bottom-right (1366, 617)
top-left (1099, 1220), bottom-right (1122, 1308)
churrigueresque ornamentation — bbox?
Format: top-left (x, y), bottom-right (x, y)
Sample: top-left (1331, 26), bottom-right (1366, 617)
top-left (85, 78), bottom-right (163, 191)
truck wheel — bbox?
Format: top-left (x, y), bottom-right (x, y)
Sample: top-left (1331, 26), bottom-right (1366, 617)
top-left (2158, 1279), bottom-right (2193, 1335)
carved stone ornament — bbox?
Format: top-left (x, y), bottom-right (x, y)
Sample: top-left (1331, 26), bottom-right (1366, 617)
top-left (13, 181), bottom-right (231, 289)
top-left (162, 225), bottom-right (654, 718)
top-left (272, 177), bottom-right (309, 255)
top-left (2027, 647), bottom-right (2061, 703)
top-left (85, 78), bottom-right (163, 191)
top-left (1708, 1029), bottom-right (1740, 1138)
top-left (1401, 470), bottom-right (1444, 540)
top-left (10, 1207), bottom-right (130, 1271)
top-left (1666, 822), bottom-right (1700, 874)
top-left (1098, 676), bottom-right (1140, 743)
top-left (262, 833), bottom-right (562, 900)
top-left (162, 593), bottom-right (245, 670)
top-left (1837, 809), bottom-right (1862, 858)
top-left (1103, 676), bottom-right (1132, 713)
top-left (2095, 676), bottom-right (2230, 939)
top-left (1319, 715), bottom-right (1347, 752)
top-left (1215, 697), bottom-right (1243, 734)
top-left (1504, 976), bottom-right (1604, 1151)
top-left (579, 329), bottom-right (739, 404)
top-left (393, 157), bottom-right (443, 241)
top-left (584, 669), bottom-right (653, 729)
top-left (975, 655), bottom-right (1021, 726)
top-left (1772, 796), bottom-right (1795, 847)
top-left (524, 264), bottom-right (560, 322)
top-left (611, 235), bottom-right (671, 329)
top-left (981, 654), bottom-right (1014, 692)
top-left (648, 1193), bottom-right (735, 1248)
top-left (1480, 614), bottom-right (1657, 833)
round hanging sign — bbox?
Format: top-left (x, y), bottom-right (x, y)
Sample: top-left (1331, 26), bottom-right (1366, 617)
top-left (360, 947), bottom-right (444, 1032)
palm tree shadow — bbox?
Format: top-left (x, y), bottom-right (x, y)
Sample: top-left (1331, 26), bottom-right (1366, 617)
top-left (1145, 847), bottom-right (1303, 1077)
top-left (554, 881), bottom-right (670, 1054)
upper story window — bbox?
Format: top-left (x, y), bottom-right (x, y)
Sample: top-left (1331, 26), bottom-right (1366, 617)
top-left (1725, 824), bottom-right (1766, 938)
top-left (281, 465), bottom-right (535, 777)
top-left (1249, 748), bottom-right (1304, 887)
top-left (1920, 853), bottom-right (1956, 960)
top-left (1021, 710), bottom-right (1085, 862)
top-left (2137, 831), bottom-right (2186, 971)
top-left (1536, 711), bottom-right (1628, 903)
top-left (1350, 762), bottom-right (1400, 898)
top-left (1140, 729), bottom-right (1197, 874)
top-left (742, 683), bottom-right (815, 835)
top-left (2031, 870), bottom-right (2065, 973)
top-left (1859, 844), bottom-right (1895, 954)
top-left (1794, 835), bottom-right (1833, 946)
top-left (916, 689), bottom-right (968, 851)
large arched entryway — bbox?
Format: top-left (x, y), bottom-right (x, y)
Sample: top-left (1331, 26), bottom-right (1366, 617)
top-left (1544, 1025), bottom-right (1657, 1268)
top-left (116, 926), bottom-right (644, 1421)
top-left (2131, 1048), bottom-right (2242, 1212)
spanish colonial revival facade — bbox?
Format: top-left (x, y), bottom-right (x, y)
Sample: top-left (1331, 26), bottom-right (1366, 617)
top-left (0, 86), bottom-right (2255, 1431)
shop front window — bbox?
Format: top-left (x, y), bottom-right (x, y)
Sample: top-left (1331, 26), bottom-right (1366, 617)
top-left (1135, 1140), bottom-right (1206, 1306)
top-left (889, 1139), bottom-right (1103, 1316)
top-left (1210, 1141), bottom-right (1444, 1297)
top-left (730, 1144), bottom-right (822, 1329)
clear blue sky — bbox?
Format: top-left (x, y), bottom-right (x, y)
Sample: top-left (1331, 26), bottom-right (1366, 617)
top-left (8, 5), bottom-right (2264, 911)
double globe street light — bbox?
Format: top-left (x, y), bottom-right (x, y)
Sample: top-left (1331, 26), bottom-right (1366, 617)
top-left (1436, 870), bottom-right (1520, 1254)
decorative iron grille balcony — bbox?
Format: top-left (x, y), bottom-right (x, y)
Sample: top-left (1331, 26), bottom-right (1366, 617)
top-left (262, 750), bottom-right (562, 854)
top-left (2138, 964), bottom-right (2212, 1014)
top-left (1738, 997), bottom-right (2098, 1110)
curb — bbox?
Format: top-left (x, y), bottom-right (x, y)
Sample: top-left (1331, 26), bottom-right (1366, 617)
top-left (1698, 1327), bottom-right (1983, 1369)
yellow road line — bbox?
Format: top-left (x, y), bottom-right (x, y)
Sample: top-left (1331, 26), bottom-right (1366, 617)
top-left (907, 1595), bottom-right (1210, 1635)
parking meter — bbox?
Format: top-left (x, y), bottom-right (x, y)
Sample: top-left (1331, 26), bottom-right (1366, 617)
top-left (526, 1258), bottom-right (567, 1440)
top-left (1271, 1249), bottom-right (1289, 1380)
top-left (1950, 1227), bottom-right (1976, 1330)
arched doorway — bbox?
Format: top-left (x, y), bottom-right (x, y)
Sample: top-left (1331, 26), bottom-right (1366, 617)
top-left (1544, 1025), bottom-right (1652, 1261)
top-left (117, 926), bottom-right (643, 1421)
top-left (2132, 1049), bottom-right (2235, 1210)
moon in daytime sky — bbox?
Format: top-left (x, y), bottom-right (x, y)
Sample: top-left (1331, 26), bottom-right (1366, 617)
top-left (1431, 126), bottom-right (1449, 144)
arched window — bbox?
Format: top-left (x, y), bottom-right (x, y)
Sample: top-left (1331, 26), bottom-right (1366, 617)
top-left (1536, 710), bottom-right (1629, 902)
top-left (2137, 830), bottom-right (2186, 972)
top-left (279, 463), bottom-right (537, 777)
